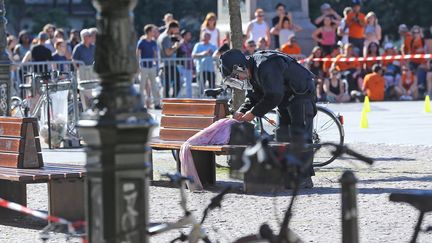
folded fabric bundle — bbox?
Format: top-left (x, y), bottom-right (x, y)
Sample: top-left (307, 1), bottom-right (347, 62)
top-left (179, 118), bottom-right (239, 191)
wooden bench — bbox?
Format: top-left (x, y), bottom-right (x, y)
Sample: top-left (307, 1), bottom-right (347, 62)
top-left (0, 117), bottom-right (85, 221)
top-left (0, 163), bottom-right (86, 221)
top-left (150, 98), bottom-right (235, 186)
top-left (0, 117), bottom-right (43, 168)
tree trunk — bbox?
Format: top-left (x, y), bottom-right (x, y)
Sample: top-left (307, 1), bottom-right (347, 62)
top-left (228, 0), bottom-right (245, 112)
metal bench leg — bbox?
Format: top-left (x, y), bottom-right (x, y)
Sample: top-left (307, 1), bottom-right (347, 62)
top-left (0, 181), bottom-right (26, 218)
top-left (48, 178), bottom-right (85, 221)
top-left (191, 151), bottom-right (216, 186)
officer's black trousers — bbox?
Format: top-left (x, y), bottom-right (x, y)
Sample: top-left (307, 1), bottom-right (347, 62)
top-left (275, 95), bottom-right (317, 177)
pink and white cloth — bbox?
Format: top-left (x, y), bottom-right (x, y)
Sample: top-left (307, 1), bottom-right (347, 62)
top-left (179, 118), bottom-right (239, 190)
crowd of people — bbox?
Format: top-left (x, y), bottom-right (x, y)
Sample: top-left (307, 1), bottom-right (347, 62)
top-left (5, 1), bottom-right (432, 110)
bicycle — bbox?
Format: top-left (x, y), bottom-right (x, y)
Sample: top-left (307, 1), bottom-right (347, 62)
top-left (203, 88), bottom-right (345, 167)
top-left (147, 173), bottom-right (231, 243)
top-left (389, 191), bottom-right (432, 243)
top-left (232, 140), bottom-right (373, 243)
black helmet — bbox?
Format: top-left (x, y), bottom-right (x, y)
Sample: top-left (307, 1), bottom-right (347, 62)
top-left (219, 49), bottom-right (247, 78)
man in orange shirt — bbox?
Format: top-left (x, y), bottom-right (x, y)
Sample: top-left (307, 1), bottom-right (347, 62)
top-left (399, 24), bottom-right (412, 55)
top-left (346, 2), bottom-right (366, 55)
top-left (280, 36), bottom-right (302, 55)
top-left (363, 64), bottom-right (385, 101)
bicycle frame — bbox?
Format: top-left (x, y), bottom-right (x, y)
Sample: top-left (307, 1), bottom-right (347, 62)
top-left (147, 179), bottom-right (209, 243)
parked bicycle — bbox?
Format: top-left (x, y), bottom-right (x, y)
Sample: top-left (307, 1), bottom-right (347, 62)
top-left (147, 173), bottom-right (231, 243)
top-left (390, 191), bottom-right (432, 243)
top-left (203, 88), bottom-right (345, 167)
top-left (232, 140), bottom-right (373, 243)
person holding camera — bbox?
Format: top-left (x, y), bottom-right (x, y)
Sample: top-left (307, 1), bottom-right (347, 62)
top-left (157, 20), bottom-right (181, 98)
top-left (346, 2), bottom-right (366, 55)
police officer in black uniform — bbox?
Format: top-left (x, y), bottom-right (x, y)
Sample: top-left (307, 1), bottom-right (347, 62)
top-left (220, 49), bottom-right (317, 188)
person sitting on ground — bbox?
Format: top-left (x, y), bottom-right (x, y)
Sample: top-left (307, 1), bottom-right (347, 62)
top-left (399, 66), bottom-right (419, 100)
top-left (382, 43), bottom-right (403, 100)
top-left (331, 43), bottom-right (362, 99)
top-left (280, 36), bottom-right (302, 55)
top-left (257, 37), bottom-right (268, 51)
top-left (324, 68), bottom-right (351, 103)
top-left (243, 39), bottom-right (256, 55)
top-left (363, 42), bottom-right (381, 74)
top-left (427, 59), bottom-right (432, 97)
top-left (362, 64), bottom-right (385, 101)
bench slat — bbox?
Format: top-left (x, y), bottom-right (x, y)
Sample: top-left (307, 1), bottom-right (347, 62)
top-left (162, 103), bottom-right (217, 116)
top-left (0, 163), bottom-right (86, 182)
top-left (160, 128), bottom-right (201, 141)
top-left (161, 116), bottom-right (215, 129)
top-left (0, 137), bottom-right (23, 153)
top-left (162, 98), bottom-right (221, 104)
top-left (0, 122), bottom-right (23, 137)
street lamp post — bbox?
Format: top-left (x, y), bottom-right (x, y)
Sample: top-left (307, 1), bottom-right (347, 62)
top-left (78, 0), bottom-right (155, 242)
top-left (0, 0), bottom-right (11, 116)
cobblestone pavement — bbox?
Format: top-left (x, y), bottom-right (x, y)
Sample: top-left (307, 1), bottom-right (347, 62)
top-left (0, 143), bottom-right (431, 243)
top-left (1, 101), bottom-right (432, 242)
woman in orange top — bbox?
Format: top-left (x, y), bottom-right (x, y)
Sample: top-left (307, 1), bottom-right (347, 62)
top-left (399, 66), bottom-right (418, 100)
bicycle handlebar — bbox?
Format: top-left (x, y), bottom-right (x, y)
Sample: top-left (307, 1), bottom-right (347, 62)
top-left (320, 142), bottom-right (374, 165)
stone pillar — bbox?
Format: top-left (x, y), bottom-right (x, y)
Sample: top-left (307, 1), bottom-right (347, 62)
top-left (0, 0), bottom-right (11, 116)
top-left (78, 0), bottom-right (155, 242)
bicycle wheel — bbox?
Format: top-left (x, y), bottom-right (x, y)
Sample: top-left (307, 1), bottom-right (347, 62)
top-left (313, 106), bottom-right (344, 167)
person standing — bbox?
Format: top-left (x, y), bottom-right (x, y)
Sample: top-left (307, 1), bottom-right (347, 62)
top-left (67, 29), bottom-right (81, 54)
top-left (220, 49), bottom-right (316, 188)
top-left (246, 8), bottom-right (271, 47)
top-left (159, 13), bottom-right (174, 33)
top-left (43, 23), bottom-right (56, 53)
top-left (72, 29), bottom-right (96, 110)
top-left (346, 2), bottom-right (366, 54)
top-left (201, 12), bottom-right (220, 48)
top-left (13, 30), bottom-right (31, 62)
top-left (22, 32), bottom-right (53, 73)
top-left (363, 12), bottom-right (382, 57)
top-left (137, 24), bottom-right (161, 109)
top-left (157, 21), bottom-right (181, 97)
top-left (337, 7), bottom-right (352, 46)
top-left (312, 16), bottom-right (337, 56)
top-left (192, 32), bottom-right (217, 90)
top-left (177, 29), bottom-right (194, 98)
top-left (270, 16), bottom-right (302, 47)
top-left (271, 2), bottom-right (287, 49)
top-left (314, 3), bottom-right (341, 27)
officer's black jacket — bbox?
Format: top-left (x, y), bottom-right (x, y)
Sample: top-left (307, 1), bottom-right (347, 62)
top-left (238, 50), bottom-right (315, 117)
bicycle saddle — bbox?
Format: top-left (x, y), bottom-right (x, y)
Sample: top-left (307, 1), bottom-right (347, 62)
top-left (389, 191), bottom-right (432, 212)
top-left (204, 88), bottom-right (224, 98)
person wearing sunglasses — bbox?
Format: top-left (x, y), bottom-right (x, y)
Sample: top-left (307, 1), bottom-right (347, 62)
top-left (219, 49), bottom-right (317, 188)
top-left (246, 8), bottom-right (271, 48)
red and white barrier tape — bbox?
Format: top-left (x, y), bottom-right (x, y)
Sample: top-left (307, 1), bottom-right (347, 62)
top-left (298, 54), bottom-right (432, 63)
top-left (0, 197), bottom-right (84, 236)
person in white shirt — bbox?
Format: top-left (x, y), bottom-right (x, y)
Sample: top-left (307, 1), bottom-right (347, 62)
top-left (246, 8), bottom-right (271, 48)
top-left (337, 7), bottom-right (352, 46)
top-left (201, 12), bottom-right (220, 48)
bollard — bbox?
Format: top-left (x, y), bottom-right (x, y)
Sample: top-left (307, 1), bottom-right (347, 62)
top-left (340, 170), bottom-right (359, 243)
top-left (0, 0), bottom-right (11, 116)
top-left (78, 0), bottom-right (156, 242)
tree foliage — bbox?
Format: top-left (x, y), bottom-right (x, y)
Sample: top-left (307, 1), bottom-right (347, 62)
top-left (309, 0), bottom-right (432, 40)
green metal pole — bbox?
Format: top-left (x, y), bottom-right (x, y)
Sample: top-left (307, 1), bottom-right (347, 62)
top-left (79, 0), bottom-right (155, 242)
top-left (340, 170), bottom-right (359, 243)
top-left (0, 0), bottom-right (11, 116)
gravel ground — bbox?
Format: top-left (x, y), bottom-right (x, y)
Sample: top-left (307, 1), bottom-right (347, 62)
top-left (0, 143), bottom-right (431, 243)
